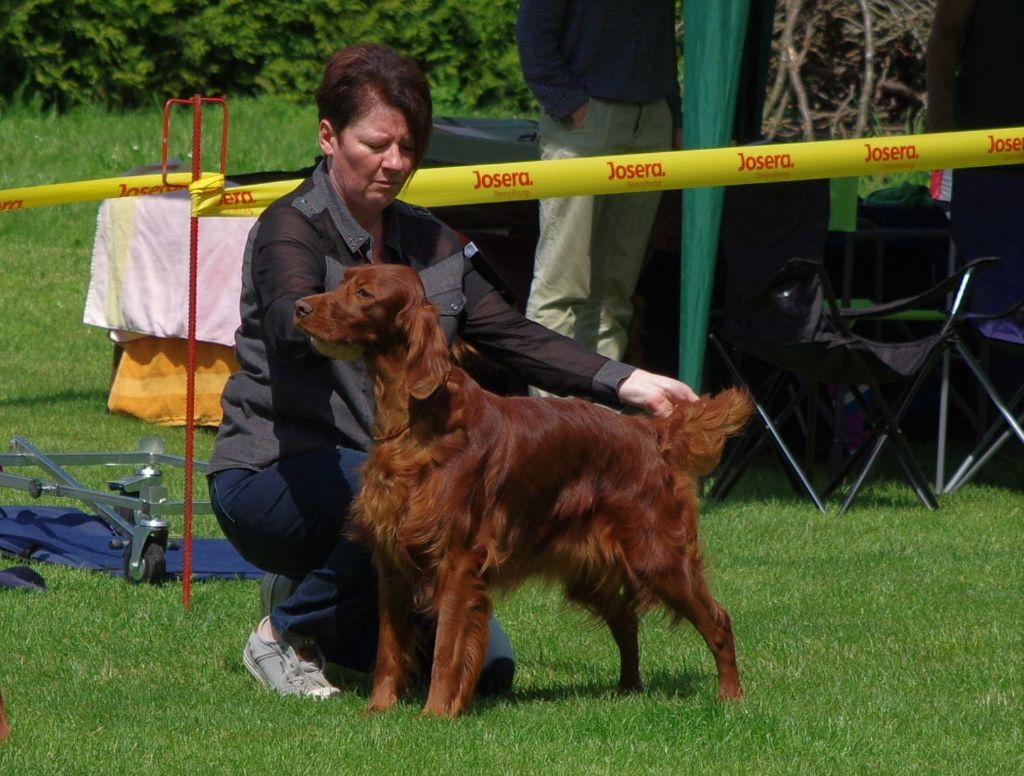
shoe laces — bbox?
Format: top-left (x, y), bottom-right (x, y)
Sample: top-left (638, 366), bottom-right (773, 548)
top-left (290, 641), bottom-right (337, 695)
top-left (271, 643), bottom-right (313, 693)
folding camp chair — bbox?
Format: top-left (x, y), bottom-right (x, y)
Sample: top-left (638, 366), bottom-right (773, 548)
top-left (941, 305), bottom-right (1024, 493)
top-left (939, 168), bottom-right (1024, 494)
top-left (707, 178), bottom-right (996, 512)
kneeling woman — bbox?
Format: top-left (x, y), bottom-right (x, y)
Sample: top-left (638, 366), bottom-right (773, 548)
top-left (208, 43), bottom-right (698, 698)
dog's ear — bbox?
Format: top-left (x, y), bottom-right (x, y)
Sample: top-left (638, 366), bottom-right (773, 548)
top-left (405, 303), bottom-right (451, 400)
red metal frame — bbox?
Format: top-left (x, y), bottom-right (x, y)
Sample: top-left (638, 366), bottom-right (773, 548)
top-left (161, 95), bottom-right (229, 185)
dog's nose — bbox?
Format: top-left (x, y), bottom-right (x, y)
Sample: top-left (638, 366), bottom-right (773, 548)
top-left (295, 299), bottom-right (314, 318)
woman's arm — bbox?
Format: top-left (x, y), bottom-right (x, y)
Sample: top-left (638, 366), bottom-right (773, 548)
top-left (249, 209), bottom-right (331, 363)
top-left (460, 258), bottom-right (697, 415)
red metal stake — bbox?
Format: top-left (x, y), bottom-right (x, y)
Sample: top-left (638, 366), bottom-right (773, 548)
top-left (162, 95), bottom-right (229, 607)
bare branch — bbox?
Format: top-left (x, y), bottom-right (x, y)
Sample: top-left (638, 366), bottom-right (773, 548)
top-left (781, 0), bottom-right (817, 140)
top-left (854, 0), bottom-right (875, 137)
top-left (758, 0), bottom-right (932, 139)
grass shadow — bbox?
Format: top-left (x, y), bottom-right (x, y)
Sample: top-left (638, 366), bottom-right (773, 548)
top-left (488, 658), bottom-right (709, 707)
top-left (0, 388), bottom-right (111, 409)
top-left (301, 656), bottom-right (712, 714)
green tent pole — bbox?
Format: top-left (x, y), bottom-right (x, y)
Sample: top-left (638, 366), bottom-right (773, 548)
top-left (679, 0), bottom-right (752, 389)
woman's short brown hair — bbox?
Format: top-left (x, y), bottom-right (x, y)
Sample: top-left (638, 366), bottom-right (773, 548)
top-left (315, 43), bottom-right (433, 169)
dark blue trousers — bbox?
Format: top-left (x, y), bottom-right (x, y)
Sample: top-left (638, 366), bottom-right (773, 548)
top-left (208, 447), bottom-right (380, 673)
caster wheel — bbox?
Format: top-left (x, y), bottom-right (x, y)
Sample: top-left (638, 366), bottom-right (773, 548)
top-left (124, 541), bottom-right (166, 584)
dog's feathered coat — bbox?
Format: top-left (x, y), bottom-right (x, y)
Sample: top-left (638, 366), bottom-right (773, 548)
top-left (295, 263), bottom-right (753, 716)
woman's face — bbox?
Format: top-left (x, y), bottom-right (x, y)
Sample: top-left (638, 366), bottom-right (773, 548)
top-left (318, 101), bottom-right (417, 226)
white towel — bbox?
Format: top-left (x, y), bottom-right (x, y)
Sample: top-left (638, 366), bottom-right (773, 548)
top-left (84, 191), bottom-right (255, 347)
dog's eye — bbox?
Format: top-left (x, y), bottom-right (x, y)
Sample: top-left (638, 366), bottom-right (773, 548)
top-left (355, 288), bottom-right (373, 300)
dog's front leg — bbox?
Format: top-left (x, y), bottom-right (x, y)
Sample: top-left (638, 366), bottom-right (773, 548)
top-left (366, 560), bottom-right (418, 713)
top-left (422, 550), bottom-right (492, 717)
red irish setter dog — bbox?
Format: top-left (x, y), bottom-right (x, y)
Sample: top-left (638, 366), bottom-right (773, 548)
top-left (0, 684), bottom-right (9, 742)
top-left (295, 264), bottom-right (753, 717)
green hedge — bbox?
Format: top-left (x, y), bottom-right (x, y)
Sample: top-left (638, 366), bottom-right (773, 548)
top-left (1, 0), bottom-right (535, 116)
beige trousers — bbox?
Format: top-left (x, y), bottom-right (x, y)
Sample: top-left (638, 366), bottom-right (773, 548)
top-left (526, 98), bottom-right (672, 364)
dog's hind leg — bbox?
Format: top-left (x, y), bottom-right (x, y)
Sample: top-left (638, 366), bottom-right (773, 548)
top-left (642, 558), bottom-right (743, 700)
top-left (566, 579), bottom-right (643, 693)
top-left (423, 550), bottom-right (493, 717)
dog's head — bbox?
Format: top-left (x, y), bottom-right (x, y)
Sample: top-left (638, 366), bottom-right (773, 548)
top-left (295, 264), bottom-right (451, 399)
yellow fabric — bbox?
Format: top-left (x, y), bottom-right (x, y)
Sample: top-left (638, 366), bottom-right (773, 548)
top-left (107, 337), bottom-right (238, 427)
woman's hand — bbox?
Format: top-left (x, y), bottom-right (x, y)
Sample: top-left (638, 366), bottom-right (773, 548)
top-left (617, 369), bottom-right (700, 418)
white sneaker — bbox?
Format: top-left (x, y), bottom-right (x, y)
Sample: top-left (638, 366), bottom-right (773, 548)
top-left (242, 617), bottom-right (341, 699)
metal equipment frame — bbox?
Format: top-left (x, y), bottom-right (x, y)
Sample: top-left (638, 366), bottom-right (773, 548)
top-left (0, 436), bottom-right (211, 583)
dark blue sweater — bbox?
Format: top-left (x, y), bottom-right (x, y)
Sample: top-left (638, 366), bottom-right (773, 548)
top-left (516, 0), bottom-right (681, 130)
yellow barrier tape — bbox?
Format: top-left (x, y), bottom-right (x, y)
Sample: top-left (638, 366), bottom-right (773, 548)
top-left (3, 127), bottom-right (1022, 217)
top-left (191, 126), bottom-right (1024, 217)
top-left (184, 172), bottom-right (267, 218)
top-left (0, 172), bottom-right (196, 213)
top-left (187, 173), bottom-right (227, 217)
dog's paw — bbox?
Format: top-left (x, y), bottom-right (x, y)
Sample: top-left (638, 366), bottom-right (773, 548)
top-left (363, 689), bottom-right (401, 715)
top-left (420, 701), bottom-right (464, 719)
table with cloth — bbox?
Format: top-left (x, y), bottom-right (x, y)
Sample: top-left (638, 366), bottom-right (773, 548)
top-left (84, 189), bottom-right (255, 426)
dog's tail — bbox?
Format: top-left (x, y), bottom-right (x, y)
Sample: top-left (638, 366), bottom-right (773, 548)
top-left (659, 387), bottom-right (754, 478)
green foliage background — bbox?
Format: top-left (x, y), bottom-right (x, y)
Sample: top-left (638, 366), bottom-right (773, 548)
top-left (0, 0), bottom-right (534, 116)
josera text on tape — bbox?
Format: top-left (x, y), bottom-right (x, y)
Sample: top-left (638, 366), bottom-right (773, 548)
top-left (2, 127), bottom-right (1022, 217)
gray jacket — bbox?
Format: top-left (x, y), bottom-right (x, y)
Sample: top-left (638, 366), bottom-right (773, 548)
top-left (209, 161), bottom-right (633, 474)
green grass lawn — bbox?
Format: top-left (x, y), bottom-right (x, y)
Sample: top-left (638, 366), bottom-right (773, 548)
top-left (1, 100), bottom-right (1022, 775)
top-left (0, 489), bottom-right (1019, 774)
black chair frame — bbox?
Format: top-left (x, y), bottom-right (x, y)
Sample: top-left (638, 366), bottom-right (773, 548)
top-left (710, 255), bottom-right (997, 513)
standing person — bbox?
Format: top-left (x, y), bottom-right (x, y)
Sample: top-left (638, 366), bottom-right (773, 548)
top-left (926, 0), bottom-right (1024, 346)
top-left (208, 43), bottom-right (699, 699)
top-left (516, 1), bottom-right (682, 367)
top-left (926, 0), bottom-right (1024, 134)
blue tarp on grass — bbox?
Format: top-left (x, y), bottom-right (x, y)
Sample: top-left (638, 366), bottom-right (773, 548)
top-left (0, 505), bottom-right (261, 580)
